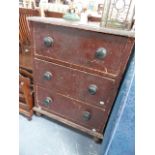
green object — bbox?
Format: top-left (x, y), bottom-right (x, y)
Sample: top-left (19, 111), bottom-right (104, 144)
top-left (43, 97), bottom-right (52, 106)
top-left (95, 47), bottom-right (107, 60)
top-left (63, 13), bottom-right (80, 21)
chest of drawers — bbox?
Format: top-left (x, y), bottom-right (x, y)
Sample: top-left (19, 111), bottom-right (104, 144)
top-left (28, 17), bottom-right (134, 140)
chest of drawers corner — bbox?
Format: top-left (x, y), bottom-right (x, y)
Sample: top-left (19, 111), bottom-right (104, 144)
top-left (29, 17), bottom-right (135, 140)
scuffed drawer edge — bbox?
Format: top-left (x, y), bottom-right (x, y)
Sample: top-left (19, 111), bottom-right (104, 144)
top-left (33, 106), bottom-right (103, 139)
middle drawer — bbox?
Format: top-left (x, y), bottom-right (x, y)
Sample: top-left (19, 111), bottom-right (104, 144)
top-left (34, 58), bottom-right (117, 109)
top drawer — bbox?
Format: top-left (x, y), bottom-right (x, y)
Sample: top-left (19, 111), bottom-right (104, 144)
top-left (32, 22), bottom-right (130, 76)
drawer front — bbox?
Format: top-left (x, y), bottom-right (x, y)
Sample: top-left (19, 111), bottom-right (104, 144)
top-left (34, 58), bottom-right (117, 109)
top-left (35, 86), bottom-right (108, 132)
top-left (33, 22), bottom-right (128, 75)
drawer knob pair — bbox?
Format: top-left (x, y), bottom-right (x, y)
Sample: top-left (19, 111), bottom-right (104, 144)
top-left (43, 37), bottom-right (107, 60)
top-left (44, 37), bottom-right (54, 47)
top-left (95, 47), bottom-right (107, 60)
top-left (82, 111), bottom-right (91, 121)
top-left (43, 97), bottom-right (53, 106)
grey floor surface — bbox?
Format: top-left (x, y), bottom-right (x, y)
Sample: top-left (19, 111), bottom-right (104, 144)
top-left (19, 114), bottom-right (103, 155)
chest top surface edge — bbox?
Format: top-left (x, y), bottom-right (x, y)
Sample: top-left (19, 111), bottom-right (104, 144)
top-left (28, 17), bottom-right (135, 38)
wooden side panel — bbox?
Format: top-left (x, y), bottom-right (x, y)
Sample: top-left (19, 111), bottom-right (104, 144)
top-left (19, 68), bottom-right (34, 119)
top-left (19, 8), bottom-right (40, 70)
top-left (19, 8), bottom-right (40, 45)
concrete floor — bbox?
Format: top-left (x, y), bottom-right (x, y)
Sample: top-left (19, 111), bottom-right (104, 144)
top-left (19, 114), bottom-right (102, 155)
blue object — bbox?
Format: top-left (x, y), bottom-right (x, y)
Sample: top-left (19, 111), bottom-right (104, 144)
top-left (63, 13), bottom-right (80, 21)
top-left (101, 55), bottom-right (135, 155)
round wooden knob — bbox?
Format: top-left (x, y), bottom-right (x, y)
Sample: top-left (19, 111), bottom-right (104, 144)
top-left (95, 47), bottom-right (107, 60)
top-left (82, 111), bottom-right (91, 121)
top-left (43, 97), bottom-right (53, 106)
top-left (88, 84), bottom-right (98, 95)
top-left (43, 71), bottom-right (52, 80)
top-left (44, 37), bottom-right (54, 47)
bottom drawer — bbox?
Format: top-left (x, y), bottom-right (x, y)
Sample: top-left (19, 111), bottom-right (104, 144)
top-left (35, 86), bottom-right (108, 133)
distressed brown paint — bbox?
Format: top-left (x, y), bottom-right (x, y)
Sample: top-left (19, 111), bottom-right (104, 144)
top-left (29, 17), bottom-right (134, 139)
